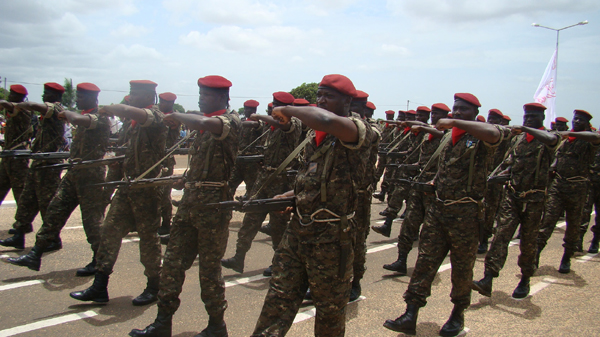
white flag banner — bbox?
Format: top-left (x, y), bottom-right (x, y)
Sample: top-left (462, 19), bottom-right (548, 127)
top-left (534, 49), bottom-right (558, 129)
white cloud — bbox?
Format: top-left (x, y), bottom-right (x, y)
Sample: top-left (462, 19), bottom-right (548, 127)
top-left (163, 0), bottom-right (280, 26)
top-left (381, 44), bottom-right (410, 56)
top-left (107, 44), bottom-right (164, 61)
top-left (56, 0), bottom-right (138, 15)
top-left (110, 24), bottom-right (151, 38)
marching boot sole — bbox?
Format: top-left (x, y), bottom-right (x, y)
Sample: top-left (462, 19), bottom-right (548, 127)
top-left (471, 281), bottom-right (491, 297)
top-left (383, 320), bottom-right (416, 335)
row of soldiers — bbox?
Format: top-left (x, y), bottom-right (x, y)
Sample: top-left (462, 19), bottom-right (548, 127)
top-left (0, 76), bottom-right (598, 337)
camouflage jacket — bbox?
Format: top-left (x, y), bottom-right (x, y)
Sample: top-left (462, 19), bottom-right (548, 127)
top-left (554, 136), bottom-right (598, 181)
top-left (263, 117), bottom-right (301, 168)
top-left (30, 102), bottom-right (66, 165)
top-left (164, 122), bottom-right (180, 170)
top-left (68, 108), bottom-right (111, 178)
top-left (414, 132), bottom-right (445, 183)
top-left (291, 117), bottom-right (376, 244)
top-left (3, 106), bottom-right (32, 150)
top-left (361, 118), bottom-right (381, 189)
top-left (502, 130), bottom-right (559, 194)
top-left (589, 147), bottom-right (600, 183)
top-left (434, 125), bottom-right (510, 202)
top-left (239, 117), bottom-right (265, 155)
top-left (380, 123), bottom-right (396, 143)
top-left (122, 106), bottom-right (167, 179)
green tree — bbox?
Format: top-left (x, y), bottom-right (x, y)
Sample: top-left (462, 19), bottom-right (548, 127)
top-left (61, 78), bottom-right (76, 109)
top-left (290, 82), bottom-right (318, 104)
top-left (0, 88), bottom-right (8, 101)
top-left (173, 103), bottom-right (185, 113)
top-left (237, 107), bottom-right (245, 115)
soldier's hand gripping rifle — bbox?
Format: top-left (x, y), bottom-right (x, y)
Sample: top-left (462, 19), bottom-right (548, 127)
top-left (34, 155), bottom-right (125, 170)
top-left (93, 175), bottom-right (185, 190)
top-left (200, 197), bottom-right (296, 213)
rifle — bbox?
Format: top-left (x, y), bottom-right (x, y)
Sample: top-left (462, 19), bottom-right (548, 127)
top-left (378, 143), bottom-right (390, 149)
top-left (0, 150), bottom-right (71, 160)
top-left (93, 175), bottom-right (184, 189)
top-left (411, 181), bottom-right (435, 193)
top-left (286, 169), bottom-right (298, 177)
top-left (379, 151), bottom-right (407, 159)
top-left (0, 150), bottom-right (31, 158)
top-left (236, 154), bottom-right (264, 163)
top-left (35, 155), bottom-right (125, 170)
top-left (385, 164), bottom-right (420, 174)
top-left (487, 175), bottom-right (510, 185)
top-left (200, 197), bottom-right (295, 213)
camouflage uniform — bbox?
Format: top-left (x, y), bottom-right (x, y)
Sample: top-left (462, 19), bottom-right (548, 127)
top-left (580, 147), bottom-right (600, 239)
top-left (484, 131), bottom-right (558, 278)
top-left (0, 106), bottom-right (32, 206)
top-left (404, 126), bottom-right (508, 309)
top-left (95, 106), bottom-right (167, 280)
top-left (387, 130), bottom-right (426, 215)
top-left (34, 108), bottom-right (110, 252)
top-left (538, 137), bottom-right (598, 254)
top-left (102, 119), bottom-right (131, 209)
top-left (353, 118), bottom-right (381, 283)
top-left (379, 127), bottom-right (406, 195)
top-left (12, 103), bottom-right (65, 233)
top-left (235, 118), bottom-right (301, 256)
top-left (396, 133), bottom-right (443, 257)
top-left (157, 111), bottom-right (240, 317)
top-left (252, 118), bottom-right (375, 337)
top-left (374, 123), bottom-right (395, 184)
top-left (228, 118), bottom-right (265, 196)
top-left (481, 137), bottom-right (510, 242)
top-left (159, 124), bottom-right (180, 227)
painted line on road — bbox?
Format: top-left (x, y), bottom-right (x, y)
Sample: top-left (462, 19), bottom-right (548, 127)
top-left (529, 277), bottom-right (557, 296)
top-left (293, 296), bottom-right (366, 324)
top-left (367, 243), bottom-right (396, 254)
top-left (374, 218), bottom-right (402, 225)
top-left (65, 226), bottom-right (83, 230)
top-left (225, 275), bottom-right (268, 288)
top-left (0, 255), bottom-right (8, 259)
top-left (576, 252), bottom-right (599, 263)
top-left (0, 310), bottom-right (97, 337)
top-left (0, 280), bottom-right (44, 292)
top-left (122, 238), bottom-right (140, 243)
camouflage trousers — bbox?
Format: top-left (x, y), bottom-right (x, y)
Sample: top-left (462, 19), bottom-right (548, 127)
top-left (13, 161), bottom-right (62, 232)
top-left (374, 155), bottom-right (387, 187)
top-left (35, 170), bottom-right (106, 253)
top-left (252, 222), bottom-right (354, 337)
top-left (157, 189), bottom-right (231, 317)
top-left (102, 163), bottom-right (123, 211)
top-left (160, 166), bottom-right (174, 227)
top-left (580, 180), bottom-right (600, 237)
top-left (538, 179), bottom-right (588, 254)
top-left (0, 157), bottom-right (29, 206)
top-left (353, 190), bottom-right (373, 282)
top-left (96, 187), bottom-right (162, 279)
top-left (387, 180), bottom-right (411, 215)
top-left (236, 170), bottom-right (292, 254)
top-left (397, 188), bottom-right (434, 257)
top-left (380, 163), bottom-right (396, 194)
top-left (481, 183), bottom-right (504, 241)
top-left (229, 160), bottom-right (261, 197)
top-left (485, 190), bottom-right (545, 278)
top-left (404, 200), bottom-right (481, 308)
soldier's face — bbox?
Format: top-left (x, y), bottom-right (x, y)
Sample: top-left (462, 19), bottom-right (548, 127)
top-left (76, 91), bottom-right (97, 110)
top-left (243, 106), bottom-right (256, 117)
top-left (350, 101), bottom-right (365, 118)
top-left (416, 111), bottom-right (429, 123)
top-left (129, 89), bottom-right (154, 108)
top-left (452, 100), bottom-right (478, 121)
top-left (317, 87), bottom-right (351, 117)
top-left (42, 89), bottom-right (62, 103)
top-left (405, 114), bottom-right (416, 121)
top-left (572, 114), bottom-right (589, 132)
top-left (523, 112), bottom-right (544, 129)
top-left (386, 114), bottom-right (394, 121)
top-left (431, 109), bottom-right (448, 125)
top-left (158, 99), bottom-right (174, 113)
top-left (487, 114), bottom-right (503, 125)
top-left (555, 122), bottom-right (568, 131)
top-left (397, 113), bottom-right (406, 121)
top-left (8, 92), bottom-right (25, 103)
top-left (198, 87), bottom-right (226, 114)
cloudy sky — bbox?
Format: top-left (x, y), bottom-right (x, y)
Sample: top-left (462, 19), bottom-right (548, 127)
top-left (1, 0), bottom-right (599, 123)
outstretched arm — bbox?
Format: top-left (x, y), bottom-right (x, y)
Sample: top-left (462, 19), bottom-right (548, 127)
top-left (164, 112), bottom-right (223, 134)
top-left (272, 106), bottom-right (358, 143)
top-left (59, 110), bottom-right (92, 128)
top-left (559, 130), bottom-right (600, 145)
top-left (100, 104), bottom-right (149, 125)
top-left (436, 118), bottom-right (500, 144)
top-left (250, 114), bottom-right (291, 131)
top-left (510, 125), bottom-right (558, 146)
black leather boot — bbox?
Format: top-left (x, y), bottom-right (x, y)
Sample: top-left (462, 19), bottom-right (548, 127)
top-left (221, 251), bottom-right (246, 273)
top-left (70, 272), bottom-right (109, 302)
top-left (558, 250), bottom-right (572, 274)
top-left (76, 253), bottom-right (97, 277)
top-left (439, 305), bottom-right (466, 337)
top-left (129, 311), bottom-right (173, 337)
top-left (7, 245), bottom-right (43, 271)
top-left (43, 239), bottom-right (62, 253)
top-left (588, 235), bottom-right (599, 254)
top-left (471, 272), bottom-right (494, 297)
top-left (262, 265), bottom-right (272, 277)
top-left (383, 253), bottom-right (407, 275)
top-left (477, 238), bottom-right (488, 254)
top-left (258, 223), bottom-right (272, 236)
top-left (157, 223), bottom-right (170, 236)
top-left (512, 276), bottom-right (530, 299)
top-left (373, 187), bottom-right (387, 202)
top-left (195, 314), bottom-right (228, 337)
top-left (372, 216), bottom-right (393, 238)
top-left (9, 223), bottom-right (33, 235)
top-left (349, 279), bottom-right (361, 302)
top-left (576, 229), bottom-right (586, 252)
top-left (383, 304), bottom-right (419, 335)
top-left (0, 231), bottom-right (25, 249)
top-left (133, 277), bottom-right (160, 306)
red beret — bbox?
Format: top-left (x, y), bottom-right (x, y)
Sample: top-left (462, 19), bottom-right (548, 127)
top-left (366, 101), bottom-right (376, 110)
top-left (293, 98), bottom-right (310, 106)
top-left (555, 117), bottom-right (568, 123)
top-left (574, 109), bottom-right (593, 120)
top-left (488, 108), bottom-right (503, 117)
top-left (319, 74), bottom-right (357, 98)
top-left (406, 110), bottom-right (416, 115)
top-left (551, 121), bottom-right (556, 125)
top-left (502, 115), bottom-right (511, 121)
top-left (416, 106), bottom-right (431, 113)
top-left (523, 103), bottom-right (546, 112)
top-left (197, 75), bottom-right (231, 89)
top-left (268, 102), bottom-right (273, 108)
top-left (77, 82), bottom-right (101, 93)
top-left (159, 92), bottom-right (177, 102)
top-left (398, 110), bottom-right (406, 115)
top-left (244, 99), bottom-right (259, 108)
top-left (477, 115), bottom-right (486, 122)
top-left (273, 91), bottom-right (295, 104)
top-left (10, 84), bottom-right (27, 95)
top-left (454, 93), bottom-right (481, 107)
top-left (385, 110), bottom-right (395, 115)
top-left (353, 90), bottom-right (369, 102)
top-left (44, 82), bottom-right (65, 93)
top-left (130, 80), bottom-right (158, 91)
top-left (447, 113), bottom-right (453, 118)
top-left (431, 103), bottom-right (451, 112)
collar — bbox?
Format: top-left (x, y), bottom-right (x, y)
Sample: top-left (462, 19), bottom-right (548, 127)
top-left (451, 127), bottom-right (467, 146)
top-left (204, 109), bottom-right (226, 118)
top-left (526, 127), bottom-right (545, 143)
top-left (315, 130), bottom-right (328, 147)
top-left (82, 107), bottom-right (97, 115)
top-left (568, 129), bottom-right (577, 143)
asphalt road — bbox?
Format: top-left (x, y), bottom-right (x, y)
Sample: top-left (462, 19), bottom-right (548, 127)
top-left (1, 160), bottom-right (599, 336)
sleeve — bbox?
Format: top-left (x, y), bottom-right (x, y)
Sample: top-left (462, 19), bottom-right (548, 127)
top-left (212, 115), bottom-right (231, 141)
top-left (545, 130), bottom-right (562, 152)
top-left (483, 125), bottom-right (510, 148)
top-left (340, 117), bottom-right (368, 150)
top-left (87, 114), bottom-right (99, 130)
top-left (43, 103), bottom-right (63, 119)
top-left (284, 116), bottom-right (300, 134)
top-left (140, 108), bottom-right (156, 128)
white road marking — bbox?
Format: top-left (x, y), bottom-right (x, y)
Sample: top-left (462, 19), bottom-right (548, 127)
top-left (0, 255), bottom-right (9, 259)
top-left (367, 244), bottom-right (396, 254)
top-left (293, 296), bottom-right (366, 324)
top-left (65, 226), bottom-right (83, 230)
top-left (529, 277), bottom-right (557, 296)
top-left (0, 280), bottom-right (44, 292)
top-left (0, 310), bottom-right (97, 337)
top-left (225, 275), bottom-right (269, 288)
top-left (576, 252), bottom-right (599, 263)
top-left (122, 238), bottom-right (140, 243)
top-left (374, 218), bottom-right (402, 225)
